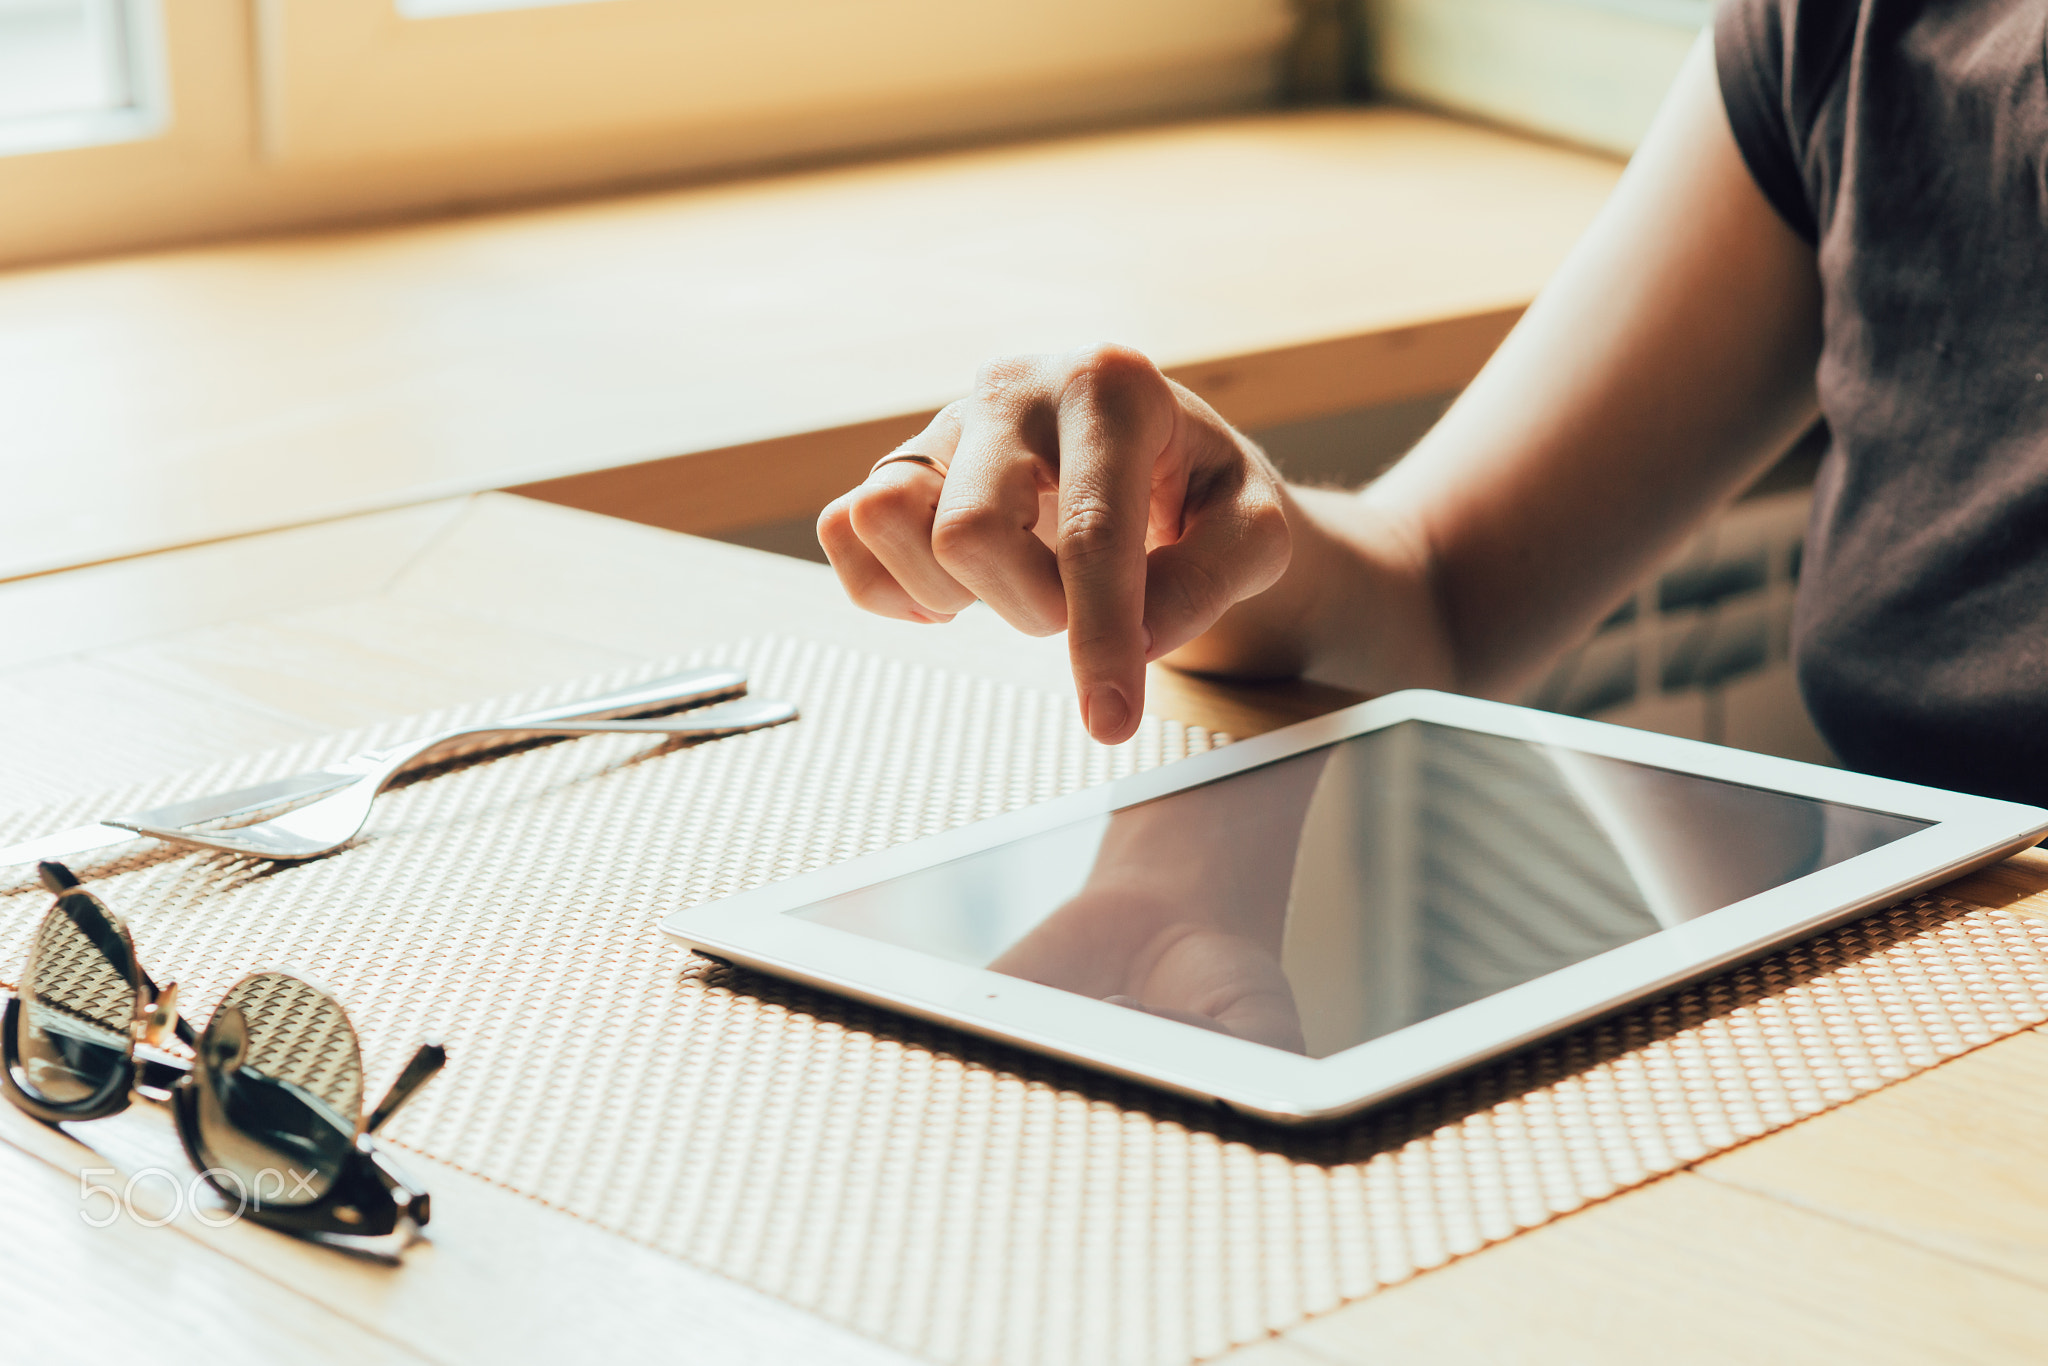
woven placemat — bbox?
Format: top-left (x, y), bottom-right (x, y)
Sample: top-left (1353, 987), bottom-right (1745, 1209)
top-left (5, 638), bottom-right (2048, 1366)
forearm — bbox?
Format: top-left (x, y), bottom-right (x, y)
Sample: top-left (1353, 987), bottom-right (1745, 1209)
top-left (1394, 50), bottom-right (1819, 696)
top-left (1169, 34), bottom-right (1821, 700)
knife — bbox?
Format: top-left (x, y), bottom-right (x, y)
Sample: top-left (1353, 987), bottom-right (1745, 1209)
top-left (0, 665), bottom-right (748, 869)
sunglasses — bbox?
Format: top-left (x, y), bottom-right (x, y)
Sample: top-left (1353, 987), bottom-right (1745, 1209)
top-left (2, 861), bottom-right (446, 1245)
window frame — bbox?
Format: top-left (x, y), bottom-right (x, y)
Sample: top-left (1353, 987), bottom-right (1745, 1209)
top-left (0, 0), bottom-right (169, 157)
top-left (0, 0), bottom-right (1294, 269)
top-left (255, 0), bottom-right (1292, 167)
top-left (1364, 0), bottom-right (1705, 156)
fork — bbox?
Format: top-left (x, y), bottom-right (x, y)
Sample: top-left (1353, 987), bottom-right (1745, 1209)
top-left (108, 697), bottom-right (797, 861)
top-left (1, 665), bottom-right (754, 871)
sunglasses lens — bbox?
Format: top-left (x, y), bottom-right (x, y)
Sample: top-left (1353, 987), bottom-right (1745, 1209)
top-left (13, 892), bottom-right (141, 1107)
top-left (195, 973), bottom-right (363, 1209)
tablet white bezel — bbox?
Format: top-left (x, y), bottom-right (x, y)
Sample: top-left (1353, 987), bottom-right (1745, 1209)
top-left (658, 690), bottom-right (2048, 1124)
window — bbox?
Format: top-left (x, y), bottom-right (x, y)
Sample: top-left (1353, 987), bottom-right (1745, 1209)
top-left (256, 0), bottom-right (1289, 169)
top-left (0, 0), bottom-right (1294, 268)
top-left (1366, 0), bottom-right (1709, 155)
top-left (0, 0), bottom-right (162, 155)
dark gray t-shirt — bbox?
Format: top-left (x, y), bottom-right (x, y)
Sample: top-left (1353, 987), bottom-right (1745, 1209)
top-left (1717, 0), bottom-right (2048, 804)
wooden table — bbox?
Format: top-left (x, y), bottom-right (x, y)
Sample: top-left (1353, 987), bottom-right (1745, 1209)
top-left (4, 493), bottom-right (2047, 1364)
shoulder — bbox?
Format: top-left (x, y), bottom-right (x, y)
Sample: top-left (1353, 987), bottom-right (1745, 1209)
top-left (1714, 0), bottom-right (1860, 243)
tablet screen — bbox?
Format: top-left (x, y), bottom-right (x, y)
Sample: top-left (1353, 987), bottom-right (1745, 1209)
top-left (791, 722), bottom-right (1927, 1058)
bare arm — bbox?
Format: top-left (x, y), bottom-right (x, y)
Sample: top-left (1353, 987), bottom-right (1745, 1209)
top-left (819, 34), bottom-right (1821, 738)
top-left (1183, 35), bottom-right (1821, 697)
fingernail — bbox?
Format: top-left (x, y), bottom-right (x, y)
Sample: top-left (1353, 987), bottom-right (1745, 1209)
top-left (909, 608), bottom-right (955, 624)
top-left (1084, 686), bottom-right (1130, 739)
top-left (1140, 622), bottom-right (1156, 662)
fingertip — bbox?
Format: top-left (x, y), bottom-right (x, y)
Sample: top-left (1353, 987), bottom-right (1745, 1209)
top-left (1082, 683), bottom-right (1139, 745)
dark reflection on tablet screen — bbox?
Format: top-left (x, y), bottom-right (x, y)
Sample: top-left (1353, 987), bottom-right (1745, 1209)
top-left (792, 723), bottom-right (1926, 1057)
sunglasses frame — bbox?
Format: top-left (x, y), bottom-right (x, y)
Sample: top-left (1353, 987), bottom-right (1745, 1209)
top-left (1, 864), bottom-right (443, 1245)
top-left (0, 882), bottom-right (190, 1125)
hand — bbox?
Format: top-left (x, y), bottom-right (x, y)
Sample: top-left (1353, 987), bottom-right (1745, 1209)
top-left (816, 344), bottom-right (1291, 743)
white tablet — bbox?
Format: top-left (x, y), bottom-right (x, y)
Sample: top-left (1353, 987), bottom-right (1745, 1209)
top-left (660, 690), bottom-right (2048, 1124)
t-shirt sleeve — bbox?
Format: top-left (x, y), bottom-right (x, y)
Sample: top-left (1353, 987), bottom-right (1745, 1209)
top-left (1715, 0), bottom-right (1820, 243)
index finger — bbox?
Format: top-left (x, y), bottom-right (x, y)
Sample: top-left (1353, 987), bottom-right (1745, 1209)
top-left (1053, 344), bottom-right (1177, 744)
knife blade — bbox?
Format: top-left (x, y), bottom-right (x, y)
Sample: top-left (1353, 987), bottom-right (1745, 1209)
top-left (0, 664), bottom-right (748, 869)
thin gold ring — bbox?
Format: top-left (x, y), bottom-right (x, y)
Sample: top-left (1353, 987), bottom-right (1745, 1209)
top-left (870, 451), bottom-right (950, 479)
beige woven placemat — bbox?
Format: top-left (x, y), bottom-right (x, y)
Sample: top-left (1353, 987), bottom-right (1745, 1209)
top-left (5, 637), bottom-right (2048, 1366)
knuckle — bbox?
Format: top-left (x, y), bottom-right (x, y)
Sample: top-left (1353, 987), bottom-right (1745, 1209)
top-left (1237, 493), bottom-right (1291, 573)
top-left (1248, 495), bottom-right (1289, 550)
top-left (1056, 502), bottom-right (1128, 565)
top-left (909, 400), bottom-right (970, 450)
top-left (845, 476), bottom-right (928, 535)
top-left (816, 501), bottom-right (853, 554)
top-left (928, 501), bottom-right (1010, 569)
top-left (816, 496), bottom-right (850, 538)
top-left (972, 355), bottom-right (1039, 404)
top-left (1063, 341), bottom-right (1162, 395)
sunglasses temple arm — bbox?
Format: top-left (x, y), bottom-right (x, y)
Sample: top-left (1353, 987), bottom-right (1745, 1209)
top-left (365, 1041), bottom-right (447, 1136)
top-left (44, 879), bottom-right (131, 982)
top-left (164, 1009), bottom-right (199, 1050)
top-left (134, 1049), bottom-right (193, 1094)
top-left (37, 861), bottom-right (80, 894)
